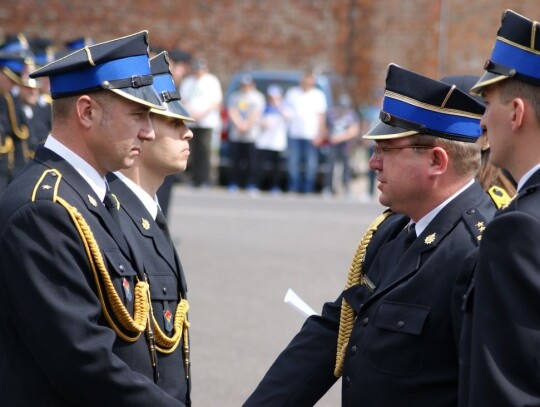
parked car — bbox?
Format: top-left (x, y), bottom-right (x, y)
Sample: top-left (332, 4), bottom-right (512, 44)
top-left (218, 69), bottom-right (342, 190)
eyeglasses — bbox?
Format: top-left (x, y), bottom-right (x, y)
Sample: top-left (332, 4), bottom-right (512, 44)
top-left (372, 145), bottom-right (434, 160)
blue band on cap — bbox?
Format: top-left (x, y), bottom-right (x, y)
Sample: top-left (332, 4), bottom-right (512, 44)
top-left (383, 97), bottom-right (482, 139)
top-left (491, 39), bottom-right (540, 80)
top-left (50, 54), bottom-right (151, 95)
top-left (0, 60), bottom-right (24, 74)
top-left (153, 73), bottom-right (176, 93)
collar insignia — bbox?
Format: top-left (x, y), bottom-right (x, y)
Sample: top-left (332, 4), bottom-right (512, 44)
top-left (88, 195), bottom-right (98, 207)
top-left (424, 233), bottom-right (436, 245)
top-left (141, 218), bottom-right (150, 230)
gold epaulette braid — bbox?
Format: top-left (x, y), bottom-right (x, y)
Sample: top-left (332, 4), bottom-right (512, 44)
top-left (151, 299), bottom-right (190, 354)
top-left (55, 196), bottom-right (149, 342)
top-left (334, 210), bottom-right (392, 377)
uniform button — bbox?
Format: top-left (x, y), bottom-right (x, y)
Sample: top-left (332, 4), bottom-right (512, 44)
top-left (350, 345), bottom-right (357, 355)
top-left (345, 376), bottom-right (351, 387)
top-left (362, 317), bottom-right (369, 326)
top-left (119, 265), bottom-right (125, 272)
top-left (162, 286), bottom-right (167, 294)
top-left (397, 320), bottom-right (405, 329)
top-left (462, 294), bottom-right (467, 301)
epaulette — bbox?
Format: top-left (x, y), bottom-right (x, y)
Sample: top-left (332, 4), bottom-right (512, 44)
top-left (31, 168), bottom-right (62, 202)
top-left (462, 206), bottom-right (488, 243)
top-left (487, 185), bottom-right (512, 209)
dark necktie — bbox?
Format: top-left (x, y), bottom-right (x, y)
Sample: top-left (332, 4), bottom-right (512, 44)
top-left (390, 222), bottom-right (416, 263)
top-left (103, 189), bottom-right (121, 227)
top-left (155, 208), bottom-right (174, 248)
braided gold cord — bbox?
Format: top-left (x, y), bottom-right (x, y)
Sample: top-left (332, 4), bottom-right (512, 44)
top-left (4, 92), bottom-right (29, 140)
top-left (56, 197), bottom-right (149, 342)
top-left (334, 210), bottom-right (392, 377)
top-left (152, 299), bottom-right (190, 354)
top-left (0, 135), bottom-right (13, 155)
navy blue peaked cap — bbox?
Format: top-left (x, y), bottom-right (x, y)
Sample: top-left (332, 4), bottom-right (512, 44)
top-left (0, 33), bottom-right (34, 84)
top-left (364, 64), bottom-right (484, 143)
top-left (30, 31), bottom-right (164, 110)
top-left (149, 51), bottom-right (193, 121)
top-left (471, 10), bottom-right (540, 95)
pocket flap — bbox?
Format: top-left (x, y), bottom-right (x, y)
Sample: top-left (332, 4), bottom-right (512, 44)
top-left (103, 250), bottom-right (137, 277)
top-left (375, 301), bottom-right (431, 336)
top-left (147, 274), bottom-right (178, 301)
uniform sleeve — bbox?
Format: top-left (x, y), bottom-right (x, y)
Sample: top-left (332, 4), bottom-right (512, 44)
top-left (243, 296), bottom-right (341, 407)
top-left (469, 211), bottom-right (540, 406)
top-left (0, 201), bottom-right (183, 406)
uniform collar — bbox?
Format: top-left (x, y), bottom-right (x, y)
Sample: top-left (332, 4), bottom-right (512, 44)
top-left (44, 134), bottom-right (107, 200)
top-left (414, 179), bottom-right (474, 236)
top-left (114, 171), bottom-right (159, 219)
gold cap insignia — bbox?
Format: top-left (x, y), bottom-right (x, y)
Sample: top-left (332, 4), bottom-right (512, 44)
top-left (141, 218), bottom-right (150, 230)
top-left (424, 233), bottom-right (436, 245)
top-left (88, 195), bottom-right (98, 207)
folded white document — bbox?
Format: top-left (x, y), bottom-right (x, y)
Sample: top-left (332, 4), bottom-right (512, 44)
top-left (284, 288), bottom-right (318, 318)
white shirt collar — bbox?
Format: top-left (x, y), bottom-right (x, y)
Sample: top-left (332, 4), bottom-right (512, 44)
top-left (517, 163), bottom-right (540, 192)
top-left (44, 135), bottom-right (107, 200)
top-left (414, 179), bottom-right (474, 237)
top-left (114, 171), bottom-right (159, 220)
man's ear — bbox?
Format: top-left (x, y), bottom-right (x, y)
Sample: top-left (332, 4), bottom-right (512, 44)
top-left (511, 97), bottom-right (525, 131)
top-left (76, 95), bottom-right (95, 129)
top-left (428, 146), bottom-right (448, 176)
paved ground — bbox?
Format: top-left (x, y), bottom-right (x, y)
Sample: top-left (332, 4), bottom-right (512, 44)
top-left (167, 183), bottom-right (384, 406)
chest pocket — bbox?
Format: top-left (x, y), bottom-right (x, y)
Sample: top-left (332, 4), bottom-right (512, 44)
top-left (147, 274), bottom-right (178, 301)
top-left (368, 301), bottom-right (431, 376)
top-left (103, 250), bottom-right (138, 306)
top-left (376, 301), bottom-right (431, 335)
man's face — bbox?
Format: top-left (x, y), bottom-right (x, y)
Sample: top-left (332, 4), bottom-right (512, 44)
top-left (0, 71), bottom-right (13, 94)
top-left (368, 138), bottom-right (433, 215)
top-left (481, 84), bottom-right (514, 170)
top-left (91, 94), bottom-right (155, 174)
top-left (141, 114), bottom-right (193, 178)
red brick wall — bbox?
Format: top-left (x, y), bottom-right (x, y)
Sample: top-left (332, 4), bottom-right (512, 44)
top-left (2, 0), bottom-right (540, 107)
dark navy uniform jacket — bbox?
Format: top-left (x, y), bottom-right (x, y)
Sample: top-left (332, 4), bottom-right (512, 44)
top-left (244, 180), bottom-right (495, 407)
top-left (468, 169), bottom-right (540, 406)
top-left (0, 145), bottom-right (183, 406)
top-left (107, 173), bottom-right (190, 405)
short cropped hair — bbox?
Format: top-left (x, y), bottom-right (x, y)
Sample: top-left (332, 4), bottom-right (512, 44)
top-left (498, 78), bottom-right (540, 125)
top-left (51, 91), bottom-right (114, 128)
top-left (408, 133), bottom-right (481, 178)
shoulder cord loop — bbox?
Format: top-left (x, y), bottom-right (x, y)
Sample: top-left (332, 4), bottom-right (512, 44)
top-left (56, 196), bottom-right (150, 342)
top-left (150, 299), bottom-right (190, 354)
top-left (334, 210), bottom-right (392, 377)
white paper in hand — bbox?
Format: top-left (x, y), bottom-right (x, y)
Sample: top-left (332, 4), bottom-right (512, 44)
top-left (284, 288), bottom-right (318, 318)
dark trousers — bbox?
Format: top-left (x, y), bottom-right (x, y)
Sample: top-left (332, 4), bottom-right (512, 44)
top-left (324, 143), bottom-right (351, 193)
top-left (256, 149), bottom-right (282, 190)
top-left (188, 127), bottom-right (213, 186)
top-left (228, 141), bottom-right (256, 187)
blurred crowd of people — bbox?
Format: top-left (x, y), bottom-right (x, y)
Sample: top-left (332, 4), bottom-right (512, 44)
top-left (224, 69), bottom-right (379, 200)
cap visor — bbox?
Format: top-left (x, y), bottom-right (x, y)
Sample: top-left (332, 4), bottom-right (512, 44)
top-left (110, 85), bottom-right (165, 110)
top-left (470, 71), bottom-right (509, 96)
top-left (151, 99), bottom-right (194, 121)
top-left (362, 120), bottom-right (418, 140)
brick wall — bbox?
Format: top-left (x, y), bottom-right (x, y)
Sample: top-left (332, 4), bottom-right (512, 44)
top-left (1, 0), bottom-right (539, 108)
